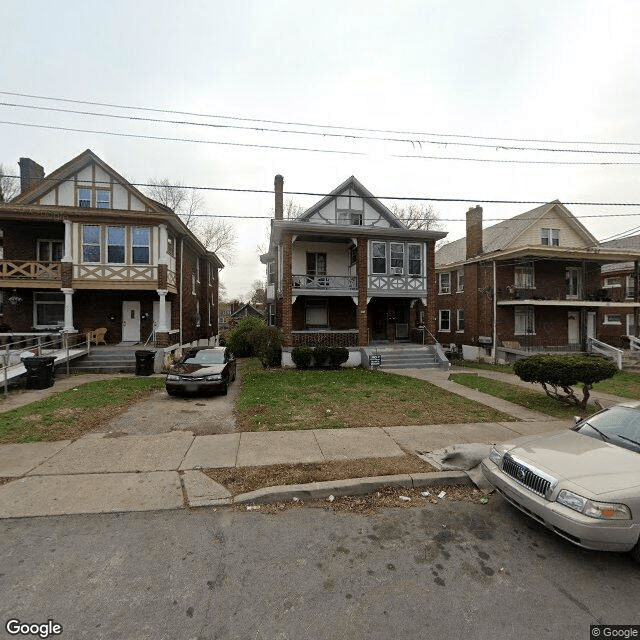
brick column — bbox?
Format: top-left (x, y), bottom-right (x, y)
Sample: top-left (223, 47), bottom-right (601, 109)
top-left (357, 237), bottom-right (368, 346)
top-left (282, 233), bottom-right (293, 346)
top-left (426, 240), bottom-right (437, 339)
top-left (158, 264), bottom-right (168, 290)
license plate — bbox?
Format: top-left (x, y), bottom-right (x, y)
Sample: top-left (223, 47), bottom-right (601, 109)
top-left (185, 383), bottom-right (199, 392)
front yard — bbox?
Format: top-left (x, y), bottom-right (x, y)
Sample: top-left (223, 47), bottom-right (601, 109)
top-left (236, 359), bottom-right (512, 431)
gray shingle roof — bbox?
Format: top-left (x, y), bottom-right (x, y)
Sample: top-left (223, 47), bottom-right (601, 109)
top-left (600, 233), bottom-right (640, 250)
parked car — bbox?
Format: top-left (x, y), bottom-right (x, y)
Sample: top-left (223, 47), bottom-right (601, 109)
top-left (165, 347), bottom-right (236, 396)
top-left (481, 401), bottom-right (640, 561)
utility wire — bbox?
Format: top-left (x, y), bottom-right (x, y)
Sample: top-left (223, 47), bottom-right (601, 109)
top-left (3, 89), bottom-right (640, 148)
top-left (2, 100), bottom-right (640, 156)
top-left (3, 119), bottom-right (640, 166)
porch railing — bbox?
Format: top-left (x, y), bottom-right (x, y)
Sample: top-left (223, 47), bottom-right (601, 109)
top-left (629, 335), bottom-right (640, 352)
top-left (497, 286), bottom-right (635, 303)
top-left (292, 274), bottom-right (358, 290)
top-left (0, 260), bottom-right (61, 280)
top-left (587, 337), bottom-right (623, 370)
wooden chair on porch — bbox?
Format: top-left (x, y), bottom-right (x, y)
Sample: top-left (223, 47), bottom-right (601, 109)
top-left (87, 327), bottom-right (108, 345)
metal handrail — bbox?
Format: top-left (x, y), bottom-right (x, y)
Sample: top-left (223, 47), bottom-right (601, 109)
top-left (629, 335), bottom-right (640, 352)
top-left (587, 336), bottom-right (623, 370)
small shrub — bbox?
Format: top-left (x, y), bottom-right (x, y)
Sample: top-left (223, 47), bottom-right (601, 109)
top-left (248, 326), bottom-right (283, 368)
top-left (291, 346), bottom-right (313, 369)
top-left (514, 354), bottom-right (617, 411)
top-left (313, 346), bottom-right (332, 368)
top-left (329, 347), bottom-right (349, 369)
top-left (224, 316), bottom-right (266, 357)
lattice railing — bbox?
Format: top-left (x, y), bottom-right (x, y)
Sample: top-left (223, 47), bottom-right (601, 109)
top-left (293, 274), bottom-right (358, 290)
top-left (74, 264), bottom-right (157, 281)
top-left (0, 261), bottom-right (61, 280)
top-left (368, 274), bottom-right (427, 291)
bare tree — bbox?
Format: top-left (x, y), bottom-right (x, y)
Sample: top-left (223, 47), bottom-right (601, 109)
top-left (144, 178), bottom-right (237, 263)
top-left (284, 198), bottom-right (305, 219)
top-left (247, 278), bottom-right (267, 308)
top-left (0, 163), bottom-right (20, 203)
top-left (391, 203), bottom-right (442, 231)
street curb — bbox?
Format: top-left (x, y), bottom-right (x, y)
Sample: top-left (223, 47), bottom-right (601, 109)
top-left (232, 471), bottom-right (472, 505)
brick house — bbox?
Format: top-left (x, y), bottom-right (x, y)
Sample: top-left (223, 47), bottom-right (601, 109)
top-left (261, 175), bottom-right (447, 357)
top-left (0, 149), bottom-right (223, 347)
top-left (435, 201), bottom-right (640, 361)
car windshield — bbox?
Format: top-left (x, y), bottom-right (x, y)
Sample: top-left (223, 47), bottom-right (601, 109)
top-left (183, 350), bottom-right (225, 365)
top-left (576, 406), bottom-right (640, 453)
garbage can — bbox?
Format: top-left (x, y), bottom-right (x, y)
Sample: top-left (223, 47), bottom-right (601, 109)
top-left (23, 356), bottom-right (56, 390)
top-left (135, 350), bottom-right (156, 376)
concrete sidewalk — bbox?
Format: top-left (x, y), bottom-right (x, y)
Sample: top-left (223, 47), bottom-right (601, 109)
top-left (0, 418), bottom-right (569, 518)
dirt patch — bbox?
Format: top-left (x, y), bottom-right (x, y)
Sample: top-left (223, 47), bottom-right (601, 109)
top-left (205, 455), bottom-right (436, 495)
top-left (233, 484), bottom-right (487, 515)
top-left (0, 477), bottom-right (13, 486)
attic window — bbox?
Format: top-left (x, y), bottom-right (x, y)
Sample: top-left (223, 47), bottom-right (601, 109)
top-left (541, 228), bottom-right (559, 246)
top-left (97, 190), bottom-right (110, 208)
top-left (336, 192), bottom-right (364, 225)
top-left (78, 189), bottom-right (91, 208)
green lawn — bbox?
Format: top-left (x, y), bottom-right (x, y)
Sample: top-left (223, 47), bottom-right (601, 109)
top-left (0, 377), bottom-right (165, 443)
top-left (591, 371), bottom-right (640, 399)
top-left (236, 359), bottom-right (513, 431)
top-left (457, 361), bottom-right (515, 375)
top-left (449, 373), bottom-right (597, 419)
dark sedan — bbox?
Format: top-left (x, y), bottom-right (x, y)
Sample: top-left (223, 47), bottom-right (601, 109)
top-left (165, 347), bottom-right (236, 396)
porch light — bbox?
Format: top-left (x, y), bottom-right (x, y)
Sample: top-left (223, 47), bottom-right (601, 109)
top-left (8, 290), bottom-right (23, 307)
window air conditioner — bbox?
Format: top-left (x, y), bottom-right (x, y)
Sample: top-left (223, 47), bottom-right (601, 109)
top-left (391, 267), bottom-right (404, 275)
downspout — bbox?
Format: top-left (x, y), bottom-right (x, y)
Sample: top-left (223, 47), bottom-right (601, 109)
top-left (492, 260), bottom-right (497, 361)
top-left (179, 236), bottom-right (184, 346)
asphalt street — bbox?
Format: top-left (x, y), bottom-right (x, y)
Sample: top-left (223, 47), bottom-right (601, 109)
top-left (1, 496), bottom-right (638, 640)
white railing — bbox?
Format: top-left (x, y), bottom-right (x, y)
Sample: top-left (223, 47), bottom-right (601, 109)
top-left (587, 336), bottom-right (623, 370)
top-left (368, 274), bottom-right (428, 292)
top-left (292, 274), bottom-right (358, 290)
top-left (629, 335), bottom-right (640, 352)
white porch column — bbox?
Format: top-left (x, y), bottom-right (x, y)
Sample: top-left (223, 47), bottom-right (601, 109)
top-left (158, 224), bottom-right (168, 265)
top-left (62, 288), bottom-right (76, 332)
top-left (156, 289), bottom-right (169, 332)
top-left (62, 219), bottom-right (73, 262)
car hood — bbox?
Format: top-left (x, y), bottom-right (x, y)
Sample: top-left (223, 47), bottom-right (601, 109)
top-left (169, 363), bottom-right (225, 376)
top-left (505, 430), bottom-right (640, 496)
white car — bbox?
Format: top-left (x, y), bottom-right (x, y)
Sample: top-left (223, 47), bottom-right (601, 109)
top-left (481, 401), bottom-right (640, 561)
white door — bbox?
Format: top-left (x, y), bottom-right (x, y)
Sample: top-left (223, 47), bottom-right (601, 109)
top-left (568, 311), bottom-right (580, 345)
top-left (122, 301), bottom-right (141, 342)
top-left (587, 312), bottom-right (596, 339)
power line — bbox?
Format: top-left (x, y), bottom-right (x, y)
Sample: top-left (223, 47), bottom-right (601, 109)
top-left (4, 119), bottom-right (640, 166)
top-left (3, 89), bottom-right (640, 148)
top-left (3, 100), bottom-right (640, 156)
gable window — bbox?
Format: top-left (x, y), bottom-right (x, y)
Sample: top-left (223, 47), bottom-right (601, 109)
top-left (78, 188), bottom-right (91, 208)
top-left (372, 242), bottom-right (387, 274)
top-left (97, 190), bottom-right (110, 208)
top-left (457, 270), bottom-right (464, 292)
top-left (514, 306), bottom-right (535, 335)
top-left (390, 243), bottom-right (405, 275)
top-left (131, 227), bottom-right (150, 264)
top-left (82, 225), bottom-right (101, 262)
top-left (337, 193), bottom-right (364, 225)
top-left (626, 276), bottom-right (636, 299)
top-left (107, 226), bottom-right (125, 263)
top-left (438, 309), bottom-right (450, 332)
top-left (438, 272), bottom-right (451, 294)
top-left (541, 228), bottom-right (560, 246)
top-left (408, 244), bottom-right (422, 276)
top-left (514, 262), bottom-right (535, 289)
top-left (34, 292), bottom-right (65, 328)
top-left (305, 301), bottom-right (328, 328)
top-left (457, 309), bottom-right (465, 332)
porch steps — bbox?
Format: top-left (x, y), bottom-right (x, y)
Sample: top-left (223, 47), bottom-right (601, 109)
top-left (369, 344), bottom-right (440, 370)
top-left (67, 345), bottom-right (139, 374)
top-left (621, 350), bottom-right (640, 374)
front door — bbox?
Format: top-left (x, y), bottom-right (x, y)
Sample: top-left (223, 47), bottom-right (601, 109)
top-left (122, 301), bottom-right (141, 342)
top-left (587, 312), bottom-right (596, 339)
top-left (568, 311), bottom-right (580, 345)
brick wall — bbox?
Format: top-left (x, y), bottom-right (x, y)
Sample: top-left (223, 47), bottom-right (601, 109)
top-left (291, 331), bottom-right (358, 347)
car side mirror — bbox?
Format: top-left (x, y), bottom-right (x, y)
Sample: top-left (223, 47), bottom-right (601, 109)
top-left (573, 416), bottom-right (581, 425)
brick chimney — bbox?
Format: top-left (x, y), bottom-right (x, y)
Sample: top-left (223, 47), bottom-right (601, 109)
top-left (466, 205), bottom-right (483, 259)
top-left (274, 174), bottom-right (283, 220)
top-left (19, 158), bottom-right (45, 194)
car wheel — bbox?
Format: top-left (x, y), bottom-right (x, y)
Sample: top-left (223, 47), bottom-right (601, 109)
top-left (631, 539), bottom-right (640, 564)
top-left (221, 382), bottom-right (228, 395)
top-left (166, 389), bottom-right (177, 397)
top-left (230, 370), bottom-right (236, 382)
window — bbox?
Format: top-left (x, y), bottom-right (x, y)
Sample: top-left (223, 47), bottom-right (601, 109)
top-left (390, 243), bottom-right (404, 275)
top-left (514, 263), bottom-right (535, 289)
top-left (457, 270), bottom-right (464, 292)
top-left (107, 226), bottom-right (125, 263)
top-left (97, 190), bottom-right (110, 208)
top-left (82, 225), bottom-right (101, 262)
top-left (167, 234), bottom-right (175, 257)
top-left (336, 193), bottom-right (364, 225)
top-left (349, 245), bottom-right (357, 267)
top-left (306, 252), bottom-right (327, 276)
top-left (438, 272), bottom-right (451, 294)
top-left (196, 259), bottom-right (200, 283)
top-left (515, 306), bottom-right (535, 335)
top-left (34, 292), bottom-right (65, 327)
top-left (457, 309), bottom-right (464, 332)
top-left (626, 276), bottom-right (636, 299)
top-left (195, 300), bottom-right (200, 327)
top-left (192, 274), bottom-right (196, 295)
top-left (541, 228), bottom-right (560, 246)
top-left (267, 261), bottom-right (275, 285)
top-left (438, 309), bottom-right (450, 332)
top-left (627, 314), bottom-right (635, 336)
top-left (37, 240), bottom-right (63, 262)
top-left (132, 227), bottom-right (150, 264)
top-left (565, 267), bottom-right (581, 299)
top-left (372, 242), bottom-right (386, 274)
top-left (78, 188), bottom-right (91, 208)
top-left (408, 244), bottom-right (422, 276)
top-left (604, 277), bottom-right (621, 288)
top-left (305, 301), bottom-right (328, 328)
top-left (604, 314), bottom-right (622, 325)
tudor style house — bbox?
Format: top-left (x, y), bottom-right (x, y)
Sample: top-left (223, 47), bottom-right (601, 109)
top-left (0, 149), bottom-right (223, 346)
top-left (261, 175), bottom-right (447, 351)
top-left (435, 201), bottom-right (640, 360)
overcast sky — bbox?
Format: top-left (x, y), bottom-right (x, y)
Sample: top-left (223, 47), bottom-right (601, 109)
top-left (3, 0), bottom-right (640, 297)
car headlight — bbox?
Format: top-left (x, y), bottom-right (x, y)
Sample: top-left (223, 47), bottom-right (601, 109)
top-left (488, 447), bottom-right (503, 467)
top-left (166, 374), bottom-right (180, 381)
top-left (205, 374), bottom-right (221, 381)
top-left (556, 489), bottom-right (631, 520)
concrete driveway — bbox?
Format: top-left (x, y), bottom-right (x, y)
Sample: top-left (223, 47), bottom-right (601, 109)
top-left (94, 368), bottom-right (241, 436)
